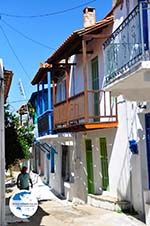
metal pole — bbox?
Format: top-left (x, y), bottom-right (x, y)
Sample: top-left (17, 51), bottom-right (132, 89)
top-left (0, 59), bottom-right (5, 226)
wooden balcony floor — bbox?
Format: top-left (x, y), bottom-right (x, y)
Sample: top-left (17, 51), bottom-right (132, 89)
top-left (54, 121), bottom-right (118, 132)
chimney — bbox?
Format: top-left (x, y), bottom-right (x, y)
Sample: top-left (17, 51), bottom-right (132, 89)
top-left (83, 7), bottom-right (96, 28)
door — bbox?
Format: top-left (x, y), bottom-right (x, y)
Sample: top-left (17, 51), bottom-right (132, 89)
top-left (145, 113), bottom-right (150, 189)
top-left (91, 56), bottom-right (99, 121)
top-left (100, 137), bottom-right (109, 190)
top-left (85, 139), bottom-right (94, 194)
top-left (61, 145), bottom-right (70, 196)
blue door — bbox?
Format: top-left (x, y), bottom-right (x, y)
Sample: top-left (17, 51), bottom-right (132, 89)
top-left (145, 113), bottom-right (150, 188)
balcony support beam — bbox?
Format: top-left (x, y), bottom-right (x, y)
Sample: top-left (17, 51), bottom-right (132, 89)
top-left (47, 71), bottom-right (53, 134)
top-left (37, 83), bottom-right (40, 116)
top-left (65, 59), bottom-right (70, 125)
top-left (42, 80), bottom-right (45, 113)
top-left (47, 72), bottom-right (52, 110)
top-left (82, 39), bottom-right (88, 122)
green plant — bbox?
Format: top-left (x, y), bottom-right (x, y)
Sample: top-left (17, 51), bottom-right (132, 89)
top-left (5, 105), bottom-right (34, 170)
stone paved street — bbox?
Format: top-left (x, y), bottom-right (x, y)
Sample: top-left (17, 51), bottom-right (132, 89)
top-left (5, 173), bottom-right (146, 226)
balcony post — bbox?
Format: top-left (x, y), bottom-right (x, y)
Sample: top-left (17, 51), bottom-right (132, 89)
top-left (47, 71), bottom-right (52, 110)
top-left (37, 83), bottom-right (40, 116)
top-left (65, 63), bottom-right (70, 125)
top-left (47, 71), bottom-right (53, 134)
top-left (82, 39), bottom-right (88, 122)
top-left (42, 80), bottom-right (45, 113)
top-left (139, 1), bottom-right (145, 58)
top-left (52, 80), bottom-right (56, 128)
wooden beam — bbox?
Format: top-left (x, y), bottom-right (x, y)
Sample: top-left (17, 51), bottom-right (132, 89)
top-left (85, 121), bottom-right (118, 129)
top-left (54, 63), bottom-right (76, 66)
top-left (76, 51), bottom-right (93, 54)
top-left (83, 34), bottom-right (112, 40)
top-left (82, 39), bottom-right (88, 122)
top-left (65, 59), bottom-right (70, 126)
top-left (40, 62), bottom-right (76, 69)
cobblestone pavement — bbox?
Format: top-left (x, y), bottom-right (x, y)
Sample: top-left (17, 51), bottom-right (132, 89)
top-left (5, 172), bottom-right (146, 226)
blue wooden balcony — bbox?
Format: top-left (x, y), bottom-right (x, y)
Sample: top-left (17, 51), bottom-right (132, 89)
top-left (38, 110), bottom-right (54, 136)
top-left (104, 1), bottom-right (150, 101)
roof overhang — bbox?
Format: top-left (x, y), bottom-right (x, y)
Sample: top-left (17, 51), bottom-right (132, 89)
top-left (4, 70), bottom-right (13, 102)
top-left (31, 16), bottom-right (113, 85)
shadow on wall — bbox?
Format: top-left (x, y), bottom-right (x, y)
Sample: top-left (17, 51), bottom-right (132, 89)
top-left (116, 141), bottom-right (131, 202)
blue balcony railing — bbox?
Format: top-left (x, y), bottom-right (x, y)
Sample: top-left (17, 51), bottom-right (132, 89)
top-left (38, 110), bottom-right (54, 136)
top-left (104, 1), bottom-right (150, 85)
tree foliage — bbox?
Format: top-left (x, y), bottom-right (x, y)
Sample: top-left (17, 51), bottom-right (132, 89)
top-left (5, 105), bottom-right (34, 170)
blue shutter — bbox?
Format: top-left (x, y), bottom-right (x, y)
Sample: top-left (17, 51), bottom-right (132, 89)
top-left (139, 0), bottom-right (149, 50)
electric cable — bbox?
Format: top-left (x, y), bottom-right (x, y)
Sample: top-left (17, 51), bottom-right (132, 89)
top-left (0, 24), bottom-right (31, 81)
top-left (1, 19), bottom-right (55, 50)
top-left (0, 0), bottom-right (96, 18)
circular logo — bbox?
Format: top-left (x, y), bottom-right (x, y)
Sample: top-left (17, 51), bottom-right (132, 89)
top-left (9, 190), bottom-right (38, 219)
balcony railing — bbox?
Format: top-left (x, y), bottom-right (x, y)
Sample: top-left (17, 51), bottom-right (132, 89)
top-left (104, 2), bottom-right (150, 85)
top-left (54, 90), bottom-right (117, 130)
top-left (38, 110), bottom-right (53, 136)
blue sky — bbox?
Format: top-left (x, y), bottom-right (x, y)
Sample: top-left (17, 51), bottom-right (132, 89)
top-left (0, 0), bottom-right (112, 111)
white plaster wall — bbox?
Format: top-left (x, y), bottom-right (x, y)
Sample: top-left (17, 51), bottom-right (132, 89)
top-left (38, 138), bottom-right (62, 194)
top-left (105, 98), bottom-right (146, 213)
top-left (74, 55), bottom-right (84, 94)
top-left (39, 137), bottom-right (75, 197)
top-left (49, 142), bottom-right (62, 194)
top-left (138, 112), bottom-right (149, 191)
top-left (72, 133), bottom-right (87, 203)
top-left (70, 96), bottom-right (148, 214)
top-left (113, 0), bottom-right (138, 32)
top-left (69, 25), bottom-right (112, 97)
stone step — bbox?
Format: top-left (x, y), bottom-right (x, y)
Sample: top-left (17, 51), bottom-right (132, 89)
top-left (87, 194), bottom-right (131, 212)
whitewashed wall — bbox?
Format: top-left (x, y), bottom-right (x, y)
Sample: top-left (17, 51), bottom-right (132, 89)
top-left (113, 0), bottom-right (138, 32)
top-left (70, 95), bottom-right (148, 214)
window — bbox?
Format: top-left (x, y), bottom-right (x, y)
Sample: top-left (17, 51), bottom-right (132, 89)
top-left (56, 78), bottom-right (66, 103)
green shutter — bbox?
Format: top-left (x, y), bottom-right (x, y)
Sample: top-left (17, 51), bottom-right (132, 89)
top-left (85, 139), bottom-right (94, 194)
top-left (100, 138), bottom-right (109, 190)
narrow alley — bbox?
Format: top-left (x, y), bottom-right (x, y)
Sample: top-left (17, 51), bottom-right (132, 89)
top-left (6, 173), bottom-right (146, 226)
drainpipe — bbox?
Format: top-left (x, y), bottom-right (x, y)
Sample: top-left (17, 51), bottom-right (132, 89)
top-left (0, 59), bottom-right (5, 226)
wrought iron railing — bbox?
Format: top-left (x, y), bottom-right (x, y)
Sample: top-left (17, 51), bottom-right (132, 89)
top-left (104, 1), bottom-right (150, 85)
